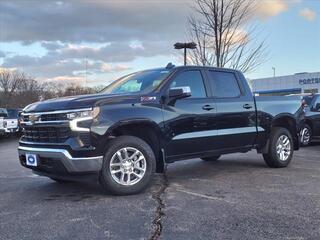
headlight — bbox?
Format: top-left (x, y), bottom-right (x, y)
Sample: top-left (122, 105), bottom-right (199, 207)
top-left (67, 107), bottom-right (100, 120)
top-left (67, 110), bottom-right (91, 120)
top-left (68, 107), bottom-right (100, 132)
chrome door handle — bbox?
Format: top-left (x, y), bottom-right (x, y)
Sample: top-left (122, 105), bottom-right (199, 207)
top-left (202, 105), bottom-right (215, 111)
top-left (243, 104), bottom-right (253, 109)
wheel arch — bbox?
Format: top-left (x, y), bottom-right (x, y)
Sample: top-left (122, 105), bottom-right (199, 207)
top-left (104, 119), bottom-right (166, 173)
top-left (305, 119), bottom-right (313, 132)
top-left (271, 114), bottom-right (299, 150)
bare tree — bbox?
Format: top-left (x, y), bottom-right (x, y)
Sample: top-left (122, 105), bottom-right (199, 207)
top-left (0, 70), bottom-right (27, 107)
top-left (15, 78), bottom-right (43, 107)
top-left (0, 69), bottom-right (99, 108)
top-left (188, 0), bottom-right (267, 73)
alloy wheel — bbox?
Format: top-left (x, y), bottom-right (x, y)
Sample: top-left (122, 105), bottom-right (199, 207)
top-left (276, 135), bottom-right (291, 161)
top-left (300, 127), bottom-right (310, 145)
top-left (109, 147), bottom-right (147, 186)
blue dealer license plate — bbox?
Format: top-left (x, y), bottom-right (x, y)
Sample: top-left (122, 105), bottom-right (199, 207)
top-left (26, 153), bottom-right (38, 167)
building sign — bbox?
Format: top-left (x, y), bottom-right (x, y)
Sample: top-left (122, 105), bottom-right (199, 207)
top-left (299, 77), bottom-right (320, 85)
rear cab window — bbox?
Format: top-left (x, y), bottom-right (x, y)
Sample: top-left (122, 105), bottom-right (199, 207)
top-left (207, 70), bottom-right (242, 98)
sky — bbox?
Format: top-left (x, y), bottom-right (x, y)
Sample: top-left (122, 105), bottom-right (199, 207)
top-left (0, 0), bottom-right (319, 87)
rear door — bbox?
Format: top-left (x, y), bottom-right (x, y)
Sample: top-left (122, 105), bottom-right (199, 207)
top-left (206, 69), bottom-right (256, 150)
top-left (163, 69), bottom-right (218, 158)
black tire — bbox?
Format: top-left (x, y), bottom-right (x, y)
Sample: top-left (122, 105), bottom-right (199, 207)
top-left (50, 177), bottom-right (72, 183)
top-left (300, 124), bottom-right (312, 147)
top-left (201, 155), bottom-right (221, 161)
top-left (99, 136), bottom-right (156, 195)
top-left (263, 127), bottom-right (294, 168)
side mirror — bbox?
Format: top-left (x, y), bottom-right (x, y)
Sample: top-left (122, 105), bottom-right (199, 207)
top-left (315, 103), bottom-right (320, 111)
top-left (169, 86), bottom-right (191, 100)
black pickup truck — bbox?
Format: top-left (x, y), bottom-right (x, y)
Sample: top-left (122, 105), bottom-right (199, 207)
top-left (18, 65), bottom-right (304, 195)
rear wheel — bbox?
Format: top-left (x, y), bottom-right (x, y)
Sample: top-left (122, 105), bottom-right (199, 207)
top-left (201, 155), bottom-right (221, 161)
top-left (99, 136), bottom-right (155, 195)
top-left (300, 124), bottom-right (312, 146)
top-left (263, 127), bottom-right (293, 168)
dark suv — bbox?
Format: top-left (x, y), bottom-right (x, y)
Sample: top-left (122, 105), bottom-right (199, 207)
top-left (300, 94), bottom-right (320, 146)
top-left (18, 65), bottom-right (304, 195)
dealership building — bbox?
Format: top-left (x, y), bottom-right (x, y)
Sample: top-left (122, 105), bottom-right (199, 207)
top-left (251, 72), bottom-right (320, 96)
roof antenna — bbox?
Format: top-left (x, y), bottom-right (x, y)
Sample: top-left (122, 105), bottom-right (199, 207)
top-left (166, 62), bottom-right (175, 69)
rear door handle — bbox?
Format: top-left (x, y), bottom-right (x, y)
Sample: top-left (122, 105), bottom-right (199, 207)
top-left (243, 104), bottom-right (253, 109)
top-left (202, 104), bottom-right (215, 111)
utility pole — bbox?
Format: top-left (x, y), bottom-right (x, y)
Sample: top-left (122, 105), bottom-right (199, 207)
top-left (174, 42), bottom-right (197, 66)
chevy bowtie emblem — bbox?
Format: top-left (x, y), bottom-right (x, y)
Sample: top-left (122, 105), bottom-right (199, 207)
top-left (29, 114), bottom-right (40, 124)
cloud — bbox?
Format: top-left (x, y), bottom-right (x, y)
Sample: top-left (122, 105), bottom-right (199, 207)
top-left (2, 0), bottom-right (303, 84)
top-left (256, 0), bottom-right (288, 19)
top-left (1, 40), bottom-right (167, 79)
top-left (223, 29), bottom-right (249, 45)
top-left (299, 8), bottom-right (316, 21)
top-left (0, 0), bottom-right (191, 43)
top-left (45, 75), bottom-right (86, 85)
top-left (0, 0), bottom-right (191, 82)
top-left (56, 42), bottom-right (173, 62)
top-left (100, 63), bottom-right (131, 73)
top-left (41, 41), bottom-right (66, 51)
top-left (1, 53), bottom-right (131, 79)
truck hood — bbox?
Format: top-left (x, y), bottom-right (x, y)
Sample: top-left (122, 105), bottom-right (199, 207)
top-left (23, 93), bottom-right (140, 113)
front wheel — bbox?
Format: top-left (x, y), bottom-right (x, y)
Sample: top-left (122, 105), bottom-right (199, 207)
top-left (99, 136), bottom-right (156, 195)
top-left (263, 127), bottom-right (294, 168)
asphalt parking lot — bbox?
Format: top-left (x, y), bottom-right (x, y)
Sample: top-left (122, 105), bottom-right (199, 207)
top-left (0, 138), bottom-right (320, 240)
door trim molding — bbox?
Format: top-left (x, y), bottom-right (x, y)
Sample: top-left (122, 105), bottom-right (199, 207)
top-left (172, 127), bottom-right (264, 140)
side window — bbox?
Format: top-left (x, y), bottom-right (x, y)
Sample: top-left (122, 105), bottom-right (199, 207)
top-left (170, 70), bottom-right (207, 98)
top-left (208, 71), bottom-right (241, 98)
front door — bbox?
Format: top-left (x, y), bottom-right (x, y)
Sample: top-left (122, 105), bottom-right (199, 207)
top-left (162, 69), bottom-right (218, 158)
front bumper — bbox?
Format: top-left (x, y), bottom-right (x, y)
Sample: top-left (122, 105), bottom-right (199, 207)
top-left (5, 128), bottom-right (19, 133)
top-left (18, 146), bottom-right (103, 174)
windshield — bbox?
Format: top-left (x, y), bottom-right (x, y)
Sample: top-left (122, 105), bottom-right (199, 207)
top-left (303, 96), bottom-right (314, 106)
top-left (0, 108), bottom-right (8, 118)
top-left (6, 109), bottom-right (19, 118)
top-left (102, 69), bottom-right (172, 94)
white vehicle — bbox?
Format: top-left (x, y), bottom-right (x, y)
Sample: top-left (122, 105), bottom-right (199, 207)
top-left (4, 109), bottom-right (20, 134)
top-left (0, 108), bottom-right (8, 136)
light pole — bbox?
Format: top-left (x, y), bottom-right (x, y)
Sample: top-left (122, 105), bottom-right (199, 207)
top-left (272, 67), bottom-right (276, 77)
top-left (174, 42), bottom-right (197, 66)
top-left (85, 56), bottom-right (88, 87)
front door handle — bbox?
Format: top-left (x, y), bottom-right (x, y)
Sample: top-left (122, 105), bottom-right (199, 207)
top-left (202, 105), bottom-right (215, 111)
top-left (243, 104), bottom-right (253, 109)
